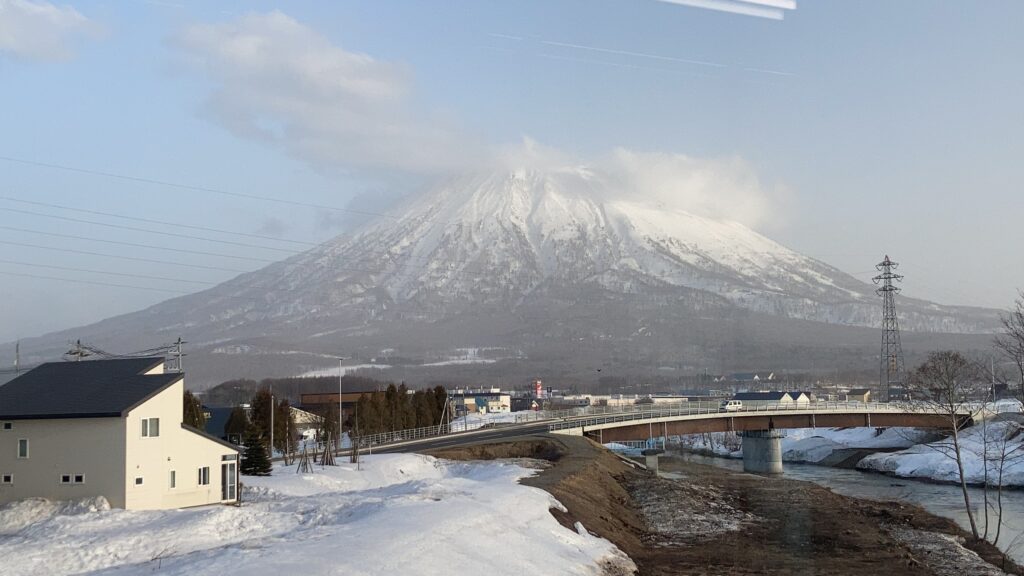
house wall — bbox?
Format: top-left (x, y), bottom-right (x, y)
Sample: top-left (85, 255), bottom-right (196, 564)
top-left (124, 380), bottom-right (239, 510)
top-left (0, 417), bottom-right (127, 508)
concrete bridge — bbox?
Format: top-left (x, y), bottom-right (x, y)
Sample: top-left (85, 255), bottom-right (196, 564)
top-left (548, 402), bottom-right (968, 474)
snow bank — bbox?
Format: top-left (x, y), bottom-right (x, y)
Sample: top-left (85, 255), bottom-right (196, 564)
top-left (673, 427), bottom-right (932, 463)
top-left (858, 419), bottom-right (1024, 486)
top-left (0, 454), bottom-right (633, 576)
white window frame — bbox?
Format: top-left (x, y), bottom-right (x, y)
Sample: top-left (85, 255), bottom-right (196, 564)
top-left (134, 476), bottom-right (144, 486)
top-left (169, 470), bottom-right (176, 489)
top-left (73, 474), bottom-right (85, 484)
top-left (1, 473), bottom-right (12, 485)
top-left (198, 466), bottom-right (210, 486)
top-left (60, 474), bottom-right (72, 484)
top-left (141, 417), bottom-right (160, 438)
top-left (17, 438), bottom-right (28, 459)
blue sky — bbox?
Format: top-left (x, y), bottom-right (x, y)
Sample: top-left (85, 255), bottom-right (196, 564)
top-left (1, 0), bottom-right (1022, 343)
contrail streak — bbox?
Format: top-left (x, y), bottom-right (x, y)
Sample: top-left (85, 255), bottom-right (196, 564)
top-left (538, 39), bottom-right (727, 69)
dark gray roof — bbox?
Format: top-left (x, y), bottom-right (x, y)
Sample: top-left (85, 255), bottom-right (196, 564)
top-left (182, 423), bottom-right (240, 452)
top-left (733, 391), bottom-right (790, 401)
top-left (847, 389), bottom-right (871, 395)
top-left (0, 357), bottom-right (181, 420)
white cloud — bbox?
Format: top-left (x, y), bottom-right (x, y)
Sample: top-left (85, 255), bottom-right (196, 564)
top-left (177, 10), bottom-right (481, 174)
top-left (494, 139), bottom-right (785, 229)
top-left (0, 0), bottom-right (94, 61)
top-left (600, 148), bottom-right (785, 228)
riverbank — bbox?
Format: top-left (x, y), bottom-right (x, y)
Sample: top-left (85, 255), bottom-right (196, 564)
top-left (431, 435), bottom-right (1023, 575)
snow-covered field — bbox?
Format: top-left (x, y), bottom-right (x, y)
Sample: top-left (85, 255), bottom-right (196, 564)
top-left (0, 455), bottom-right (633, 576)
top-left (859, 418), bottom-right (1024, 486)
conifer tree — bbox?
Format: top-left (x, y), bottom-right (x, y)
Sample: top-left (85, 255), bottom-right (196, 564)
top-left (240, 427), bottom-right (272, 476)
top-left (183, 390), bottom-right (206, 429)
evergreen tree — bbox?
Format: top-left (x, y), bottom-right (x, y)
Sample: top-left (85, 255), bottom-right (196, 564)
top-left (398, 383), bottom-right (415, 429)
top-left (249, 388), bottom-right (274, 445)
top-left (433, 386), bottom-right (450, 426)
top-left (414, 391), bottom-right (433, 428)
top-left (367, 391), bottom-right (386, 435)
top-left (240, 427), bottom-right (272, 476)
top-left (384, 384), bottom-right (400, 431)
top-left (273, 398), bottom-right (295, 456)
top-left (183, 390), bottom-right (206, 429)
top-left (224, 406), bottom-right (249, 443)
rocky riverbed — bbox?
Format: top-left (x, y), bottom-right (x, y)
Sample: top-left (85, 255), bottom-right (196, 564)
top-left (431, 435), bottom-right (1023, 576)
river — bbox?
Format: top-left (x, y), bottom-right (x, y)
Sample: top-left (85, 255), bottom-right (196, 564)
top-left (663, 452), bottom-right (1024, 563)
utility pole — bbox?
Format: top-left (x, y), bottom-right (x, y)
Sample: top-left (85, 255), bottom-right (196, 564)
top-left (66, 339), bottom-right (90, 362)
top-left (873, 255), bottom-right (906, 401)
top-left (269, 385), bottom-right (274, 462)
top-left (338, 357), bottom-right (344, 452)
top-left (169, 337), bottom-right (186, 373)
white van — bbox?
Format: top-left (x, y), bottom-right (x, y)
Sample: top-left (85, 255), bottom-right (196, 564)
top-left (719, 399), bottom-right (743, 412)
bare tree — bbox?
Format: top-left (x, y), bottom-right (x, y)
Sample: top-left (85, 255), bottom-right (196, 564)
top-left (902, 350), bottom-right (983, 539)
top-left (983, 419), bottom-right (1024, 547)
top-left (995, 291), bottom-right (1024, 400)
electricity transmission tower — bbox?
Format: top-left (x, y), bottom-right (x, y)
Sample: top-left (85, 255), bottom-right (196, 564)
top-left (873, 255), bottom-right (906, 401)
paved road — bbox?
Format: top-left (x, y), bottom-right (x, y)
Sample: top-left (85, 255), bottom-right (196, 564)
top-left (370, 422), bottom-right (553, 453)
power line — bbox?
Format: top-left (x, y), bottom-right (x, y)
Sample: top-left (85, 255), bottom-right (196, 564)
top-left (0, 259), bottom-right (218, 285)
top-left (0, 196), bottom-right (318, 246)
top-left (0, 225), bottom-right (278, 263)
top-left (0, 270), bottom-right (193, 294)
top-left (0, 239), bottom-right (250, 273)
top-left (0, 155), bottom-right (398, 220)
top-left (0, 207), bottom-right (304, 255)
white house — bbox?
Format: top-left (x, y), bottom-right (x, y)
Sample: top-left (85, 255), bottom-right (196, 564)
top-left (0, 357), bottom-right (239, 510)
top-left (731, 391), bottom-right (795, 408)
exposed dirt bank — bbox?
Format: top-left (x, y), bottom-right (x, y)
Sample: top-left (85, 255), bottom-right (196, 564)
top-left (429, 434), bottom-right (1023, 576)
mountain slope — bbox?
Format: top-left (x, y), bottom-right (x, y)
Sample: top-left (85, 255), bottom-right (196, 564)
top-left (3, 168), bottom-right (1001, 387)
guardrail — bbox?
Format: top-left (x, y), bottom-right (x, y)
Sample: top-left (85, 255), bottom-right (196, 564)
top-left (546, 401), bottom-right (930, 432)
top-left (290, 400), bottom-right (962, 455)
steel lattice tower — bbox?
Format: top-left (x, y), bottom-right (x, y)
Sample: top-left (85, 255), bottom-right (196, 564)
top-left (873, 255), bottom-right (906, 400)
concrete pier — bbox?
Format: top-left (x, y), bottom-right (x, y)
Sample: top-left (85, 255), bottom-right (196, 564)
top-left (641, 448), bottom-right (664, 475)
top-left (741, 430), bottom-right (785, 474)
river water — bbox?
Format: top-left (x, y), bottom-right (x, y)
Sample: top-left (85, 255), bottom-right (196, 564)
top-left (664, 452), bottom-right (1024, 563)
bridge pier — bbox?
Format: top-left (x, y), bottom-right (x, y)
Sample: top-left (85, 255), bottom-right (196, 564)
top-left (741, 430), bottom-right (785, 474)
top-left (641, 448), bottom-right (664, 475)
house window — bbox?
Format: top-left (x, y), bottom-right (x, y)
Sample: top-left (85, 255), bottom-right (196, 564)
top-left (60, 474), bottom-right (72, 484)
top-left (198, 466), bottom-right (210, 486)
top-left (74, 474), bottom-right (84, 484)
top-left (17, 439), bottom-right (28, 459)
top-left (169, 470), bottom-right (176, 489)
top-left (2, 474), bottom-right (12, 484)
top-left (2, 422), bottom-right (11, 430)
top-left (135, 477), bottom-right (144, 486)
top-left (141, 418), bottom-right (160, 437)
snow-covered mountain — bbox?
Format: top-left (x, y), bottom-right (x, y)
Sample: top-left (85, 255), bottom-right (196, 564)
top-left (3, 168), bottom-right (1001, 387)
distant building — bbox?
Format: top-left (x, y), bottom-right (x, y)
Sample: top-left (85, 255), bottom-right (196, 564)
top-left (731, 391), bottom-right (796, 407)
top-left (450, 389), bottom-right (510, 415)
top-left (845, 389), bottom-right (872, 403)
top-left (299, 391), bottom-right (384, 424)
top-left (0, 358), bottom-right (239, 510)
top-left (786, 391), bottom-right (812, 406)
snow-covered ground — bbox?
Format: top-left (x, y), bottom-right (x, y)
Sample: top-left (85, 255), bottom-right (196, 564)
top-left (859, 418), bottom-right (1024, 486)
top-left (0, 454), bottom-right (633, 576)
top-left (668, 427), bottom-right (933, 463)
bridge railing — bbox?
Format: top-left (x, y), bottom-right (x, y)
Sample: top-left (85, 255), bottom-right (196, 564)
top-left (546, 400), bottom-right (908, 432)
